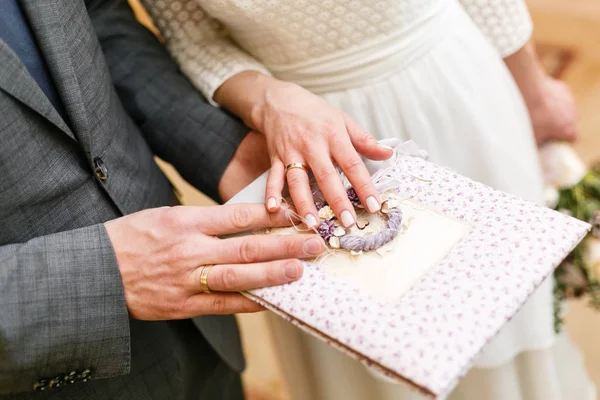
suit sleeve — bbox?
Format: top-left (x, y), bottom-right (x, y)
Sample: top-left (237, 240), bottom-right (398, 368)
top-left (459, 0), bottom-right (533, 57)
top-left (0, 224), bottom-right (129, 394)
top-left (87, 0), bottom-right (250, 202)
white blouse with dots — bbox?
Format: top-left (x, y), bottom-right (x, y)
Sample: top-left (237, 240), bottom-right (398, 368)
top-left (141, 0), bottom-right (533, 101)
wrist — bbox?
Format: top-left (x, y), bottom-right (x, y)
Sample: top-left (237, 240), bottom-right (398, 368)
top-left (213, 71), bottom-right (280, 130)
top-left (504, 41), bottom-right (547, 111)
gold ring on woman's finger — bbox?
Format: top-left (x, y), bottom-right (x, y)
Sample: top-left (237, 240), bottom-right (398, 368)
top-left (285, 162), bottom-right (310, 174)
top-left (199, 265), bottom-right (213, 293)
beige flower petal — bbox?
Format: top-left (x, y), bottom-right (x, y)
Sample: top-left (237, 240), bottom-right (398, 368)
top-left (318, 205), bottom-right (335, 220)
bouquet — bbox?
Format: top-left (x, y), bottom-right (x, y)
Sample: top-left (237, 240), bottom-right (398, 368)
top-left (540, 142), bottom-right (600, 331)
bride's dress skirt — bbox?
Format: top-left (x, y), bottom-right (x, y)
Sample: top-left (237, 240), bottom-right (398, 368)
top-left (265, 2), bottom-right (596, 399)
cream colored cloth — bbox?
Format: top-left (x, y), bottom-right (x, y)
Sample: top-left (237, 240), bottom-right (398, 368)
top-left (141, 0), bottom-right (596, 398)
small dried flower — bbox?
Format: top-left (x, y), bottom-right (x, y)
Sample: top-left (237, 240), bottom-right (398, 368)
top-left (318, 205), bottom-right (335, 220)
top-left (333, 227), bottom-right (346, 237)
top-left (347, 188), bottom-right (361, 207)
top-left (329, 236), bottom-right (340, 249)
top-left (317, 219), bottom-right (335, 242)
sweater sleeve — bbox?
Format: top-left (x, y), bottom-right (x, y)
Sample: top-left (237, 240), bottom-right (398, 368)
top-left (459, 0), bottom-right (533, 57)
top-left (141, 0), bottom-right (271, 104)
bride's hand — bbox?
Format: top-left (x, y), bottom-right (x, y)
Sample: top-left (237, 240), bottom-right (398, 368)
top-left (214, 72), bottom-right (394, 229)
top-left (526, 76), bottom-right (578, 146)
top-left (504, 41), bottom-right (577, 146)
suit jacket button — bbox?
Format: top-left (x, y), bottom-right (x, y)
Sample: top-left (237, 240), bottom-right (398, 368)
top-left (78, 369), bottom-right (92, 382)
top-left (33, 380), bottom-right (48, 391)
top-left (93, 157), bottom-right (108, 181)
top-left (49, 375), bottom-right (64, 388)
top-left (64, 370), bottom-right (78, 384)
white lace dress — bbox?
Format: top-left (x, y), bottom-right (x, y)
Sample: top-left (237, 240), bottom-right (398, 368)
top-left (141, 0), bottom-right (596, 398)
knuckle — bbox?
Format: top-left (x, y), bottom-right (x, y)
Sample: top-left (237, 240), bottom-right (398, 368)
top-left (264, 265), bottom-right (282, 286)
top-left (355, 181), bottom-right (373, 195)
top-left (261, 264), bottom-right (284, 287)
top-left (211, 296), bottom-right (227, 314)
top-left (341, 156), bottom-right (364, 174)
top-left (356, 131), bottom-right (372, 146)
top-left (161, 206), bottom-right (186, 229)
top-left (220, 267), bottom-right (239, 290)
top-left (313, 165), bottom-right (336, 183)
top-left (178, 298), bottom-right (190, 317)
top-left (238, 238), bottom-right (262, 263)
top-left (231, 207), bottom-right (253, 230)
top-left (180, 296), bottom-right (199, 318)
top-left (297, 133), bottom-right (314, 151)
top-left (266, 182), bottom-right (282, 193)
top-left (286, 172), bottom-right (306, 187)
top-left (295, 199), bottom-right (314, 213)
top-left (241, 299), bottom-right (259, 313)
top-left (329, 136), bottom-right (346, 151)
top-left (166, 302), bottom-right (180, 319)
top-left (329, 195), bottom-right (349, 211)
top-left (321, 120), bottom-right (337, 136)
top-left (268, 209), bottom-right (288, 226)
top-left (167, 242), bottom-right (192, 263)
top-left (283, 238), bottom-right (302, 257)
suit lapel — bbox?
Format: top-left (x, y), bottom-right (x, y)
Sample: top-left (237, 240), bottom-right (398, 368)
top-left (21, 0), bottom-right (90, 143)
top-left (0, 40), bottom-right (75, 139)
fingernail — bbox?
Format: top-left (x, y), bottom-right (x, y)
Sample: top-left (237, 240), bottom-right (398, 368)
top-left (284, 262), bottom-right (302, 279)
top-left (304, 214), bottom-right (318, 228)
top-left (267, 197), bottom-right (277, 211)
top-left (366, 196), bottom-right (380, 213)
top-left (303, 237), bottom-right (325, 255)
top-left (340, 210), bottom-right (355, 227)
top-left (378, 144), bottom-right (394, 151)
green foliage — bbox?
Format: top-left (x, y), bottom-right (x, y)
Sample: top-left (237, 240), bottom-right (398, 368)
top-left (553, 170), bottom-right (600, 333)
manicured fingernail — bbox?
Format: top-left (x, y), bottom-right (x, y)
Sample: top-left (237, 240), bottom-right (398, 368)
top-left (304, 214), bottom-right (318, 228)
top-left (267, 197), bottom-right (277, 211)
top-left (366, 196), bottom-right (380, 213)
top-left (340, 210), bottom-right (355, 227)
top-left (303, 237), bottom-right (325, 255)
top-left (284, 262), bottom-right (302, 279)
top-left (378, 144), bottom-right (394, 151)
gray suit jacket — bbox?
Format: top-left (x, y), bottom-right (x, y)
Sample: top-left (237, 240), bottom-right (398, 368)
top-left (0, 0), bottom-right (248, 397)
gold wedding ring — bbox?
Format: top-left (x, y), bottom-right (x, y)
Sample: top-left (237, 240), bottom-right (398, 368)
top-left (285, 162), bottom-right (309, 174)
top-left (199, 265), bottom-right (213, 293)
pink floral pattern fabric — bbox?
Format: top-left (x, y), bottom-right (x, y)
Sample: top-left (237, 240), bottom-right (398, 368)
top-left (244, 154), bottom-right (589, 398)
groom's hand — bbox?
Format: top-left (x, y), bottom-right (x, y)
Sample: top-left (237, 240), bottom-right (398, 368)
top-left (219, 131), bottom-right (270, 202)
top-left (104, 204), bottom-right (324, 320)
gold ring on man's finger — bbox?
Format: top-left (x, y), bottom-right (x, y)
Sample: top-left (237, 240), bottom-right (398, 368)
top-left (199, 265), bottom-right (213, 293)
